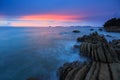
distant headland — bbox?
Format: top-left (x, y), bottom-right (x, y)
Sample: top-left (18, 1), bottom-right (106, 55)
top-left (103, 18), bottom-right (120, 32)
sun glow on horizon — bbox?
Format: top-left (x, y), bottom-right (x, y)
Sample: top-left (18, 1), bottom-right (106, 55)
top-left (0, 14), bottom-right (83, 27)
top-left (19, 14), bottom-right (81, 21)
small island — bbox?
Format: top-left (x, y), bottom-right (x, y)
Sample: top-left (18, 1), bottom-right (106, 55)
top-left (104, 18), bottom-right (120, 32)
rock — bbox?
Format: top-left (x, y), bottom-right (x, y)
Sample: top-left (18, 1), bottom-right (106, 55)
top-left (80, 42), bottom-right (119, 63)
top-left (58, 32), bottom-right (120, 80)
top-left (98, 28), bottom-right (103, 31)
top-left (106, 34), bottom-right (112, 37)
top-left (58, 61), bottom-right (84, 80)
top-left (72, 30), bottom-right (80, 33)
top-left (90, 29), bottom-right (94, 31)
top-left (103, 18), bottom-right (120, 32)
top-left (26, 78), bottom-right (38, 80)
top-left (77, 32), bottom-right (107, 43)
top-left (109, 39), bottom-right (120, 60)
top-left (73, 44), bottom-right (80, 48)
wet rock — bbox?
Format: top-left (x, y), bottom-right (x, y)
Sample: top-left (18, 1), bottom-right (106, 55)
top-left (80, 42), bottom-right (119, 63)
top-left (58, 61), bottom-right (84, 80)
top-left (106, 34), bottom-right (112, 37)
top-left (58, 32), bottom-right (120, 80)
top-left (109, 39), bottom-right (120, 60)
top-left (72, 30), bottom-right (80, 33)
top-left (77, 32), bottom-right (107, 43)
top-left (73, 44), bottom-right (80, 48)
top-left (90, 29), bottom-right (94, 31)
top-left (98, 28), bottom-right (103, 31)
top-left (26, 78), bottom-right (39, 80)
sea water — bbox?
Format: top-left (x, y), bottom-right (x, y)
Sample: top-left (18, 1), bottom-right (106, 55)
top-left (0, 27), bottom-right (119, 80)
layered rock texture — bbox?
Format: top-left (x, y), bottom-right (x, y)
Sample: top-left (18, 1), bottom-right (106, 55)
top-left (58, 32), bottom-right (120, 80)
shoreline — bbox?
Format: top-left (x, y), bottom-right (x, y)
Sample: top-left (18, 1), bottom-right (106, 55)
top-left (58, 31), bottom-right (120, 80)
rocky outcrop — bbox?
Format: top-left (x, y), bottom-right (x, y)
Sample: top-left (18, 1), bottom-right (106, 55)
top-left (103, 18), bottom-right (120, 32)
top-left (58, 61), bottom-right (91, 80)
top-left (80, 42), bottom-right (118, 63)
top-left (77, 32), bottom-right (107, 43)
top-left (58, 32), bottom-right (120, 80)
top-left (109, 39), bottom-right (120, 60)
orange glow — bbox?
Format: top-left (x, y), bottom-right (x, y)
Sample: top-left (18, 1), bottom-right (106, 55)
top-left (19, 14), bottom-right (80, 21)
top-left (9, 14), bottom-right (82, 26)
top-left (1, 14), bottom-right (83, 27)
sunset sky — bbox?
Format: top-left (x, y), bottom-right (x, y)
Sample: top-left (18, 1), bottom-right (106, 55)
top-left (0, 0), bottom-right (120, 27)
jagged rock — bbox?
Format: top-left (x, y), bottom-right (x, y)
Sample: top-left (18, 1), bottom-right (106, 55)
top-left (58, 32), bottom-right (120, 80)
top-left (109, 39), bottom-right (120, 60)
top-left (109, 39), bottom-right (120, 48)
top-left (58, 61), bottom-right (120, 80)
top-left (77, 32), bottom-right (107, 43)
top-left (58, 61), bottom-right (84, 80)
top-left (80, 42), bottom-right (118, 63)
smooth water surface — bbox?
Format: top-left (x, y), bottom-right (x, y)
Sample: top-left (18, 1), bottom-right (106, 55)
top-left (0, 27), bottom-right (119, 80)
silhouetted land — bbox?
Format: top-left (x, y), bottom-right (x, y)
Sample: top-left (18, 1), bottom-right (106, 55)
top-left (104, 18), bottom-right (120, 32)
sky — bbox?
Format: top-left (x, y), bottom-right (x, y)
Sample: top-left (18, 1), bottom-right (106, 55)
top-left (0, 0), bottom-right (120, 27)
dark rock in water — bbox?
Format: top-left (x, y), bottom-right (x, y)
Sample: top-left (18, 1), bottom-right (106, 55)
top-left (106, 34), bottom-right (112, 37)
top-left (90, 28), bottom-right (94, 31)
top-left (73, 44), bottom-right (80, 48)
top-left (98, 28), bottom-right (103, 31)
top-left (26, 78), bottom-right (39, 80)
top-left (103, 18), bottom-right (120, 32)
top-left (72, 30), bottom-right (80, 33)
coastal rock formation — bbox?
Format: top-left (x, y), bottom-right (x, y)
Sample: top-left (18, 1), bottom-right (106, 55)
top-left (58, 32), bottom-right (120, 80)
top-left (103, 18), bottom-right (120, 32)
top-left (109, 39), bottom-right (120, 60)
top-left (77, 32), bottom-right (107, 43)
top-left (80, 42), bottom-right (118, 63)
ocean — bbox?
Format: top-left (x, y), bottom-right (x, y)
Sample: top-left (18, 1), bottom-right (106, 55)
top-left (0, 27), bottom-right (119, 80)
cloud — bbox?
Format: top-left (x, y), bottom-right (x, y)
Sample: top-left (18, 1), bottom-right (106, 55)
top-left (0, 0), bottom-right (119, 26)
